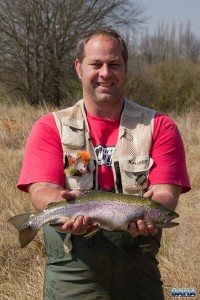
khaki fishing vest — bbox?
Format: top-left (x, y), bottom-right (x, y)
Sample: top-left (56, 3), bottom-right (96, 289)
top-left (54, 99), bottom-right (155, 195)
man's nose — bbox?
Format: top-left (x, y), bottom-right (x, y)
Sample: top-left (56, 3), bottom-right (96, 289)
top-left (99, 64), bottom-right (111, 77)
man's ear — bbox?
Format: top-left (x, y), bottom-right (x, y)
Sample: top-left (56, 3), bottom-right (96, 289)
top-left (75, 59), bottom-right (82, 79)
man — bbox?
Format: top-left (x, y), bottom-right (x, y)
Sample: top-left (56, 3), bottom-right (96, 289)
top-left (18, 28), bottom-right (190, 299)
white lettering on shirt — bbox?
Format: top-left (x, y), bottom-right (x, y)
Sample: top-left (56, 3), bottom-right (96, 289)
top-left (94, 145), bottom-right (115, 167)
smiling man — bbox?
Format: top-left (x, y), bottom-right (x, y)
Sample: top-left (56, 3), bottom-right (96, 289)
top-left (17, 28), bottom-right (190, 299)
top-left (75, 34), bottom-right (127, 119)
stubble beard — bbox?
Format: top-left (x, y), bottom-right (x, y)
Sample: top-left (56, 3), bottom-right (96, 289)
top-left (93, 84), bottom-right (122, 105)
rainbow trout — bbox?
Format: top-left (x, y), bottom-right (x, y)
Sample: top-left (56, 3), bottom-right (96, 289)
top-left (9, 191), bottom-right (179, 248)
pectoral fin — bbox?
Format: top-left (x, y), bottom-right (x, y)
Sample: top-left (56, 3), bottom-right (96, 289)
top-left (84, 227), bottom-right (100, 239)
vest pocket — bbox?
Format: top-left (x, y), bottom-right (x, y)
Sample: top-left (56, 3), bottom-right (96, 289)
top-left (119, 155), bottom-right (153, 193)
top-left (65, 172), bottom-right (93, 190)
top-left (61, 117), bottom-right (85, 148)
top-left (65, 161), bottom-right (96, 190)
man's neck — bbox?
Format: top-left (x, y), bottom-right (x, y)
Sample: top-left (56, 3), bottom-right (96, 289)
top-left (84, 99), bottom-right (124, 120)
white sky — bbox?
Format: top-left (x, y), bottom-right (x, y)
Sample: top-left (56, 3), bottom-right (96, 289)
top-left (138, 0), bottom-right (200, 38)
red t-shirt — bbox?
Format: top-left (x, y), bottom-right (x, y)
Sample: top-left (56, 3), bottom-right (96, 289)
top-left (17, 111), bottom-right (191, 193)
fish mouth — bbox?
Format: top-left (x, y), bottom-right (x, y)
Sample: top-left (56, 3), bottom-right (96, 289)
top-left (153, 213), bottom-right (180, 228)
top-left (154, 220), bottom-right (179, 228)
top-left (162, 212), bottom-right (179, 228)
top-left (163, 220), bottom-right (179, 228)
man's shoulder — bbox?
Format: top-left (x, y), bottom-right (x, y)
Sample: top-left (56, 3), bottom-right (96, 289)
top-left (54, 100), bottom-right (83, 115)
top-left (125, 98), bottom-right (155, 113)
top-left (37, 113), bottom-right (55, 127)
top-left (154, 112), bottom-right (177, 129)
top-left (125, 99), bottom-right (176, 127)
top-left (32, 113), bottom-right (59, 137)
top-left (124, 98), bottom-right (156, 122)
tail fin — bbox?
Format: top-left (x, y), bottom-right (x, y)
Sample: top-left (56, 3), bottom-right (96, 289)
top-left (8, 213), bottom-right (39, 248)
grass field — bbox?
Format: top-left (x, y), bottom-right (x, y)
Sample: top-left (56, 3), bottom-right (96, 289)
top-left (0, 101), bottom-right (199, 299)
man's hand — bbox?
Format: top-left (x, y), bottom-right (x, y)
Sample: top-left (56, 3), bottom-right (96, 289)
top-left (128, 221), bottom-right (158, 238)
top-left (60, 215), bottom-right (99, 235)
top-left (60, 190), bottom-right (98, 235)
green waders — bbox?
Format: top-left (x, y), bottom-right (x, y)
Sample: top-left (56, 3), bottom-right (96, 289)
top-left (43, 225), bottom-right (164, 300)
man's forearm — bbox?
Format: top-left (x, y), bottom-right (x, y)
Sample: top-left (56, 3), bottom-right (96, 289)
top-left (28, 183), bottom-right (66, 210)
top-left (144, 184), bottom-right (182, 210)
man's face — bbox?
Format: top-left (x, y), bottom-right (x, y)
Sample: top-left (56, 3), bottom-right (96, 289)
top-left (75, 35), bottom-right (127, 108)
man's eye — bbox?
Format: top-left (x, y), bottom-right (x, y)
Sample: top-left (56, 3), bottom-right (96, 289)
top-left (110, 63), bottom-right (120, 67)
top-left (90, 63), bottom-right (120, 69)
top-left (91, 63), bottom-right (101, 68)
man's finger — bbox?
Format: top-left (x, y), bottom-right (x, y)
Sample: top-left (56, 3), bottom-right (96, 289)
top-left (136, 220), bottom-right (149, 236)
top-left (128, 221), bottom-right (139, 237)
top-left (147, 224), bottom-right (158, 236)
top-left (61, 189), bottom-right (83, 200)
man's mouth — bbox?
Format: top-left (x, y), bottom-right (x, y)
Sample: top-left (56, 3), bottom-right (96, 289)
top-left (97, 82), bottom-right (113, 87)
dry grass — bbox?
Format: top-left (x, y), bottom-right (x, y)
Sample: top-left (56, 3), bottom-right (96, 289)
top-left (0, 101), bottom-right (52, 300)
top-left (159, 111), bottom-right (200, 299)
top-left (0, 102), bottom-right (199, 299)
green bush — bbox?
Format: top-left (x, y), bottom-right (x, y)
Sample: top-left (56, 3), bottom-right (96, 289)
top-left (126, 60), bottom-right (200, 113)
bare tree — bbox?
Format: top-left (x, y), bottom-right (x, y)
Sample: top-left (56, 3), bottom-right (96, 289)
top-left (0, 0), bottom-right (146, 105)
top-left (178, 21), bottom-right (200, 62)
top-left (138, 21), bottom-right (200, 65)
